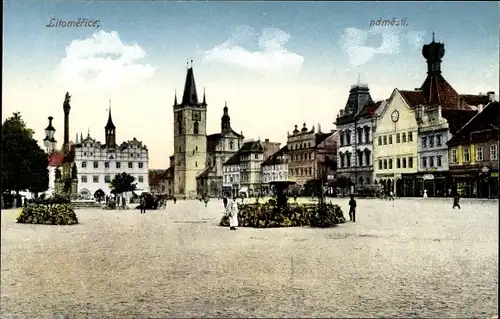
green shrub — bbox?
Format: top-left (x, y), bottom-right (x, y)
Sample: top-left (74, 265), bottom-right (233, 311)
top-left (220, 202), bottom-right (345, 228)
top-left (17, 203), bottom-right (78, 225)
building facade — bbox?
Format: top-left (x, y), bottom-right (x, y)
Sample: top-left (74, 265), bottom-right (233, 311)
top-left (222, 154), bottom-right (241, 198)
top-left (172, 66), bottom-right (207, 199)
top-left (286, 123), bottom-right (338, 193)
top-left (74, 107), bottom-right (150, 199)
top-left (335, 83), bottom-right (377, 189)
top-left (261, 145), bottom-right (289, 195)
top-left (394, 34), bottom-right (493, 197)
top-left (222, 139), bottom-right (280, 197)
top-left (372, 89), bottom-right (420, 195)
top-left (447, 101), bottom-right (499, 198)
top-left (198, 103), bottom-right (244, 197)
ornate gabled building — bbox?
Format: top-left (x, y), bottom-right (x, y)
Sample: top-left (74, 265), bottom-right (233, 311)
top-left (74, 102), bottom-right (149, 199)
top-left (286, 123), bottom-right (338, 192)
top-left (447, 101), bottom-right (499, 198)
top-left (335, 81), bottom-right (386, 191)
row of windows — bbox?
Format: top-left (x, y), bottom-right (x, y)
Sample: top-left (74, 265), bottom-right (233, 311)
top-left (421, 135), bottom-right (443, 148)
top-left (290, 152), bottom-right (313, 162)
top-left (339, 151), bottom-right (371, 168)
top-left (378, 131), bottom-right (413, 146)
top-left (80, 175), bottom-right (145, 183)
top-left (378, 157), bottom-right (414, 170)
top-left (450, 145), bottom-right (498, 163)
top-left (289, 167), bottom-right (313, 177)
top-left (339, 127), bottom-right (371, 147)
top-left (263, 172), bottom-right (288, 182)
top-left (289, 142), bottom-right (312, 150)
top-left (421, 156), bottom-right (442, 168)
top-left (81, 152), bottom-right (143, 158)
top-left (81, 143), bottom-right (142, 149)
top-left (224, 175), bottom-right (239, 183)
top-left (81, 161), bottom-right (145, 169)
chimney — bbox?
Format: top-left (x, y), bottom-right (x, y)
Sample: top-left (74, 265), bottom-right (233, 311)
top-left (487, 91), bottom-right (495, 101)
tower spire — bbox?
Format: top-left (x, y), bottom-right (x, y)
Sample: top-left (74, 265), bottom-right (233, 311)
top-left (105, 99), bottom-right (116, 130)
top-left (174, 89), bottom-right (178, 106)
top-left (181, 62), bottom-right (199, 106)
top-left (105, 99), bottom-right (116, 148)
top-left (202, 87), bottom-right (206, 105)
top-left (432, 31), bottom-right (435, 42)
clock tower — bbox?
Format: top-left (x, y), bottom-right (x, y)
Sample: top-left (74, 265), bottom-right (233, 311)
top-left (173, 62), bottom-right (207, 199)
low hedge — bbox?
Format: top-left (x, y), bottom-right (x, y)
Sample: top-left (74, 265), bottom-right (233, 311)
top-left (220, 202), bottom-right (345, 228)
top-left (17, 202), bottom-right (78, 225)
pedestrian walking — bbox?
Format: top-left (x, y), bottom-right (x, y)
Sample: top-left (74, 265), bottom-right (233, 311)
top-left (139, 196), bottom-right (146, 214)
top-left (226, 196), bottom-right (239, 230)
top-left (204, 196), bottom-right (209, 207)
top-left (389, 191), bottom-right (395, 201)
top-left (173, 197), bottom-right (177, 204)
top-left (423, 189), bottom-right (428, 198)
top-left (223, 195), bottom-right (228, 209)
top-left (453, 194), bottom-right (461, 209)
top-left (348, 194), bottom-right (356, 222)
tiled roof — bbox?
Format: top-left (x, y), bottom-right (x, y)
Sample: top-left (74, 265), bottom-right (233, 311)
top-left (419, 74), bottom-right (460, 109)
top-left (447, 101), bottom-right (499, 146)
top-left (440, 109), bottom-right (478, 134)
top-left (357, 100), bottom-right (385, 117)
top-left (458, 94), bottom-right (491, 107)
top-left (197, 167), bottom-right (212, 178)
top-left (224, 151), bottom-right (241, 166)
top-left (148, 169), bottom-right (168, 186)
top-left (239, 140), bottom-right (263, 153)
top-left (315, 132), bottom-right (333, 147)
top-left (48, 152), bottom-right (64, 167)
top-left (262, 145), bottom-right (288, 166)
top-left (399, 90), bottom-right (428, 108)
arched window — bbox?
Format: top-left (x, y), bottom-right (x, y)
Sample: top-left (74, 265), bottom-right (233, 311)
top-left (193, 121), bottom-right (199, 135)
top-left (230, 141), bottom-right (234, 150)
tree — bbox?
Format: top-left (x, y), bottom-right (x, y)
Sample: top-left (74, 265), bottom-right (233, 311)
top-left (109, 172), bottom-right (137, 207)
top-left (1, 112), bottom-right (49, 205)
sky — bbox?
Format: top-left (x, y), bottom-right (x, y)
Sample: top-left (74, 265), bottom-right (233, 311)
top-left (3, 1), bottom-right (499, 169)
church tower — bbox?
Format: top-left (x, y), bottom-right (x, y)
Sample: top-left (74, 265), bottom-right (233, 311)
top-left (221, 101), bottom-right (231, 134)
top-left (173, 62), bottom-right (207, 199)
top-left (105, 99), bottom-right (117, 149)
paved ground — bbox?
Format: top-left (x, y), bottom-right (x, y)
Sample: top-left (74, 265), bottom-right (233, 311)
top-left (1, 198), bottom-right (498, 318)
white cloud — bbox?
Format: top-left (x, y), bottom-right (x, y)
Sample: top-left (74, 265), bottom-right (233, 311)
top-left (406, 30), bottom-right (427, 50)
top-left (203, 26), bottom-right (304, 76)
top-left (53, 30), bottom-right (156, 91)
top-left (340, 26), bottom-right (426, 67)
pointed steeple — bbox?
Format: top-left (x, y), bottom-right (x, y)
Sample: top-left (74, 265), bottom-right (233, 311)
top-left (105, 99), bottom-right (116, 130)
top-left (87, 128), bottom-right (90, 138)
top-left (202, 87), bottom-right (206, 106)
top-left (181, 63), bottom-right (199, 106)
top-left (105, 99), bottom-right (116, 148)
top-left (80, 132), bottom-right (83, 142)
top-left (174, 89), bottom-right (178, 106)
top-left (221, 101), bottom-right (231, 134)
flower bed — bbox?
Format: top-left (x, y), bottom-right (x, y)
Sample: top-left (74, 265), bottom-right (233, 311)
top-left (17, 195), bottom-right (78, 225)
top-left (220, 202), bottom-right (345, 228)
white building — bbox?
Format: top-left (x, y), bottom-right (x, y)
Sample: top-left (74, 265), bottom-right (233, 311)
top-left (222, 153), bottom-right (241, 198)
top-left (261, 145), bottom-right (288, 195)
top-left (74, 107), bottom-right (149, 199)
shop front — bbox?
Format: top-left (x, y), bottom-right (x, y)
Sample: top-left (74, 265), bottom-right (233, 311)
top-left (450, 166), bottom-right (499, 198)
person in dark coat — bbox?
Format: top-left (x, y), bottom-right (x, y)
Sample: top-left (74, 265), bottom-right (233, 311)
top-left (453, 194), bottom-right (461, 209)
top-left (348, 195), bottom-right (357, 222)
top-left (223, 195), bottom-right (228, 209)
top-left (173, 197), bottom-right (177, 204)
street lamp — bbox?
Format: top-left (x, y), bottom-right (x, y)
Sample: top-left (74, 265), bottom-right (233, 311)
top-left (43, 116), bottom-right (57, 154)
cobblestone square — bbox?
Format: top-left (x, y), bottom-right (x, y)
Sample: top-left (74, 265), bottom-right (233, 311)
top-left (1, 198), bottom-right (498, 318)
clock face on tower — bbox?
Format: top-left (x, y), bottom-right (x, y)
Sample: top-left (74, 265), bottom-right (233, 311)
top-left (391, 110), bottom-right (400, 122)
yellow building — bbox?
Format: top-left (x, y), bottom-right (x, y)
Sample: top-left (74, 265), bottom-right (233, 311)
top-left (372, 89), bottom-right (420, 194)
